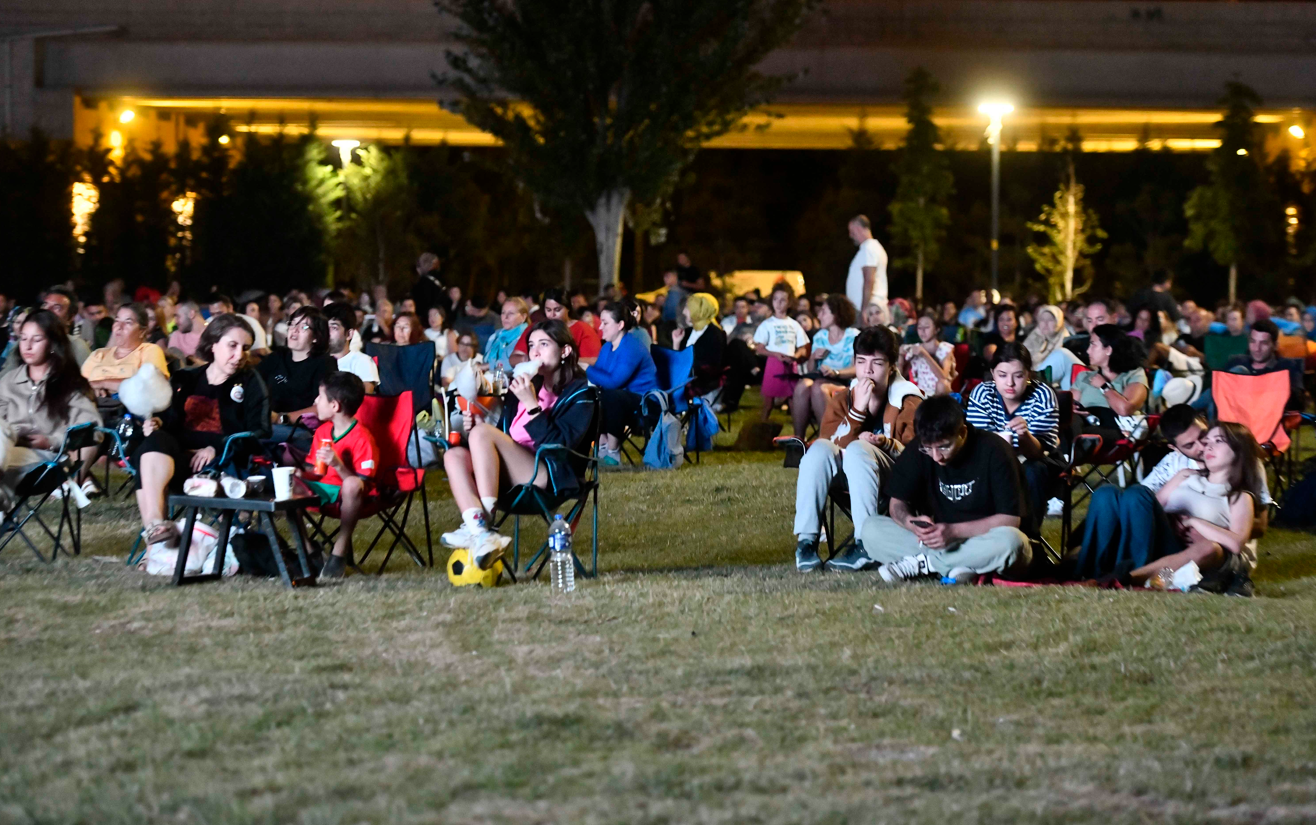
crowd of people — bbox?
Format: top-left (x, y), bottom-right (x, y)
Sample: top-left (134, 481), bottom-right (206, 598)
top-left (0, 215), bottom-right (1311, 592)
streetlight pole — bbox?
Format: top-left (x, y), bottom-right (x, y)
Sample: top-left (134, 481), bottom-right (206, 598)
top-left (979, 102), bottom-right (1013, 295)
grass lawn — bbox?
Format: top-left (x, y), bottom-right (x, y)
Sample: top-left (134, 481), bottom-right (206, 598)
top-left (3, 402), bottom-right (1316, 824)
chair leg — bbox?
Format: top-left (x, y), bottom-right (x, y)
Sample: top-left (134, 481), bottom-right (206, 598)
top-left (591, 485), bottom-right (599, 577)
top-left (420, 481), bottom-right (433, 567)
top-left (513, 515), bottom-right (520, 572)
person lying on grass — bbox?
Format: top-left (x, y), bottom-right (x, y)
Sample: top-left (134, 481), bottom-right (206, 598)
top-left (1126, 422), bottom-right (1262, 591)
top-left (441, 320), bottom-right (597, 571)
top-left (862, 395), bottom-right (1032, 584)
top-left (132, 314), bottom-right (270, 548)
top-left (793, 325), bottom-right (922, 573)
top-left (301, 372), bottom-right (376, 580)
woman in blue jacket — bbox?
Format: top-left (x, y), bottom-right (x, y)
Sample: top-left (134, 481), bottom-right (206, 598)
top-left (587, 302), bottom-right (658, 465)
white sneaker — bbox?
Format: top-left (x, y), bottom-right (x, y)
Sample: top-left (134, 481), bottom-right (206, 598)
top-left (1046, 497), bottom-right (1064, 517)
top-left (80, 478), bottom-right (102, 499)
top-left (879, 553), bottom-right (933, 583)
top-left (470, 531), bottom-right (512, 570)
top-left (441, 522), bottom-right (482, 548)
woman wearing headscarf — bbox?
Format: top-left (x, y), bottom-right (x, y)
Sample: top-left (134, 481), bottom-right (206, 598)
top-left (672, 292), bottom-right (727, 398)
top-left (1029, 304), bottom-right (1084, 388)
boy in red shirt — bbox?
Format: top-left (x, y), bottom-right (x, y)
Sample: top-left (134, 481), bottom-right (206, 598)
top-left (301, 372), bottom-right (377, 579)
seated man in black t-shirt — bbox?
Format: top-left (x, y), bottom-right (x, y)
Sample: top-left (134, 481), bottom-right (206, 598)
top-left (861, 396), bottom-right (1032, 584)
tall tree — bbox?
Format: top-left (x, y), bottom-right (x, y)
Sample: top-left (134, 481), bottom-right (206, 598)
top-left (1026, 158), bottom-right (1106, 302)
top-left (1184, 81), bottom-right (1283, 304)
top-left (887, 68), bottom-right (953, 305)
top-left (436, 0), bottom-right (817, 288)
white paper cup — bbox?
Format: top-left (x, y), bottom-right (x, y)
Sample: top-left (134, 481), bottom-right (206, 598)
top-left (220, 476), bottom-right (247, 499)
top-left (272, 467), bottom-right (296, 501)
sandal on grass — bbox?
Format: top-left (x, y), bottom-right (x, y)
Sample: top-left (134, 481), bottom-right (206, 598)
top-left (143, 520), bottom-right (180, 547)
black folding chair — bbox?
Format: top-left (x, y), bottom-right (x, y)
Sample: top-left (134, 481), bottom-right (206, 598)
top-left (0, 423), bottom-right (100, 562)
top-left (490, 387), bottom-right (601, 580)
top-left (773, 435), bottom-right (857, 563)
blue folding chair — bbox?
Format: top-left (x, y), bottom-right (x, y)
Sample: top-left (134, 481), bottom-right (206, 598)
top-left (649, 346), bottom-right (715, 463)
top-left (0, 423), bottom-right (100, 562)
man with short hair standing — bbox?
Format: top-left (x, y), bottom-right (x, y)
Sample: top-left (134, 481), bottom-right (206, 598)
top-left (845, 214), bottom-right (888, 320)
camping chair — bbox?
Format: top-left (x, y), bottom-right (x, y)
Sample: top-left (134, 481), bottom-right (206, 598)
top-left (1057, 389), bottom-right (1161, 551)
top-left (772, 434), bottom-right (860, 562)
top-left (1213, 370), bottom-right (1311, 502)
top-left (649, 345), bottom-right (718, 464)
top-left (949, 343), bottom-right (971, 393)
top-left (121, 430), bottom-right (268, 566)
top-left (490, 386), bottom-right (602, 580)
top-left (1204, 334), bottom-right (1249, 374)
top-left (367, 340), bottom-right (438, 547)
top-left (306, 391), bottom-right (430, 573)
top-left (0, 423), bottom-right (100, 562)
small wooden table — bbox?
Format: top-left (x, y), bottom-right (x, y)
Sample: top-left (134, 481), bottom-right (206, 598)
top-left (166, 493), bottom-right (319, 588)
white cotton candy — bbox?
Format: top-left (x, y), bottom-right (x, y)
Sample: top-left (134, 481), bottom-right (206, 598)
top-left (118, 363), bottom-right (173, 419)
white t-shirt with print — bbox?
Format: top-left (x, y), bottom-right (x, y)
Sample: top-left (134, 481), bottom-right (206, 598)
top-left (753, 316), bottom-right (809, 356)
top-left (846, 237), bottom-right (888, 312)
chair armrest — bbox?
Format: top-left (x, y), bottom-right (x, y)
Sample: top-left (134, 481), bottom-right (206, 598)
top-left (773, 436), bottom-right (806, 450)
top-left (215, 431), bottom-right (261, 469)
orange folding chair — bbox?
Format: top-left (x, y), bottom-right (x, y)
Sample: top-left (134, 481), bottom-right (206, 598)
top-left (1213, 370), bottom-right (1309, 501)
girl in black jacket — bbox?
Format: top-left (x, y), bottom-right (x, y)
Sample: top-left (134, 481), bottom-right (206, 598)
top-left (441, 319), bottom-right (596, 569)
top-left (132, 314), bottom-right (271, 547)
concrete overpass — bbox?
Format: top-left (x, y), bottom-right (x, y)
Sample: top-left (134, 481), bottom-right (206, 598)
top-left (5, 1), bottom-right (1316, 151)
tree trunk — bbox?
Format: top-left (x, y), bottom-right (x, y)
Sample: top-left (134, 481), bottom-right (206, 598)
top-left (563, 258), bottom-right (573, 290)
top-left (1063, 183), bottom-right (1077, 300)
top-left (1229, 262), bottom-right (1237, 305)
top-left (915, 246), bottom-right (924, 306)
top-left (633, 223), bottom-right (645, 294)
top-left (585, 189), bottom-right (630, 290)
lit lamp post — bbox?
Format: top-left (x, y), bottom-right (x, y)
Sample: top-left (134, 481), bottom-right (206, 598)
top-left (331, 139), bottom-right (361, 167)
top-left (978, 101), bottom-right (1013, 293)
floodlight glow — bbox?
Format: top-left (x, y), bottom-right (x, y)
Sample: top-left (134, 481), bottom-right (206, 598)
top-left (217, 134), bottom-right (231, 145)
top-left (978, 102), bottom-right (1014, 119)
top-left (108, 130), bottom-right (123, 148)
top-left (331, 139), bottom-right (361, 166)
top-left (118, 109), bottom-right (135, 124)
top-left (1290, 125), bottom-right (1305, 139)
top-left (1237, 148), bottom-right (1248, 156)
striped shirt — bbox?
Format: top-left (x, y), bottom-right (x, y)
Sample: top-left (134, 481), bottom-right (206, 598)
top-left (966, 381), bottom-right (1060, 451)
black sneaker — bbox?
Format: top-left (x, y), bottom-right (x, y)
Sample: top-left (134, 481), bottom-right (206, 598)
top-left (320, 554), bottom-right (348, 580)
top-left (795, 539), bottom-right (822, 572)
top-left (824, 544), bottom-right (873, 572)
top-left (1225, 573), bottom-right (1254, 598)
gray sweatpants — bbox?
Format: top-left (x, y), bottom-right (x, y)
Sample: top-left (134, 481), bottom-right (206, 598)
top-left (860, 515), bottom-right (1031, 576)
top-left (793, 440), bottom-right (894, 540)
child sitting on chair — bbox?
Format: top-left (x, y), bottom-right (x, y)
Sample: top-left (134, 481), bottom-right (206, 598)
top-left (301, 372), bottom-right (377, 580)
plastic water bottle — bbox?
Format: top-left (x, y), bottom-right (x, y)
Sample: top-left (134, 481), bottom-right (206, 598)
top-left (548, 515), bottom-right (575, 593)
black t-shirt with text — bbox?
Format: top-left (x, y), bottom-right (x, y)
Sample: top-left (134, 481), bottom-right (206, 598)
top-left (888, 426), bottom-right (1024, 525)
top-left (256, 348), bottom-right (337, 413)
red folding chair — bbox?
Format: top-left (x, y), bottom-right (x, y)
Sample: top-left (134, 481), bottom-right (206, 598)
top-left (949, 343), bottom-right (971, 393)
top-left (307, 391), bottom-right (431, 573)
